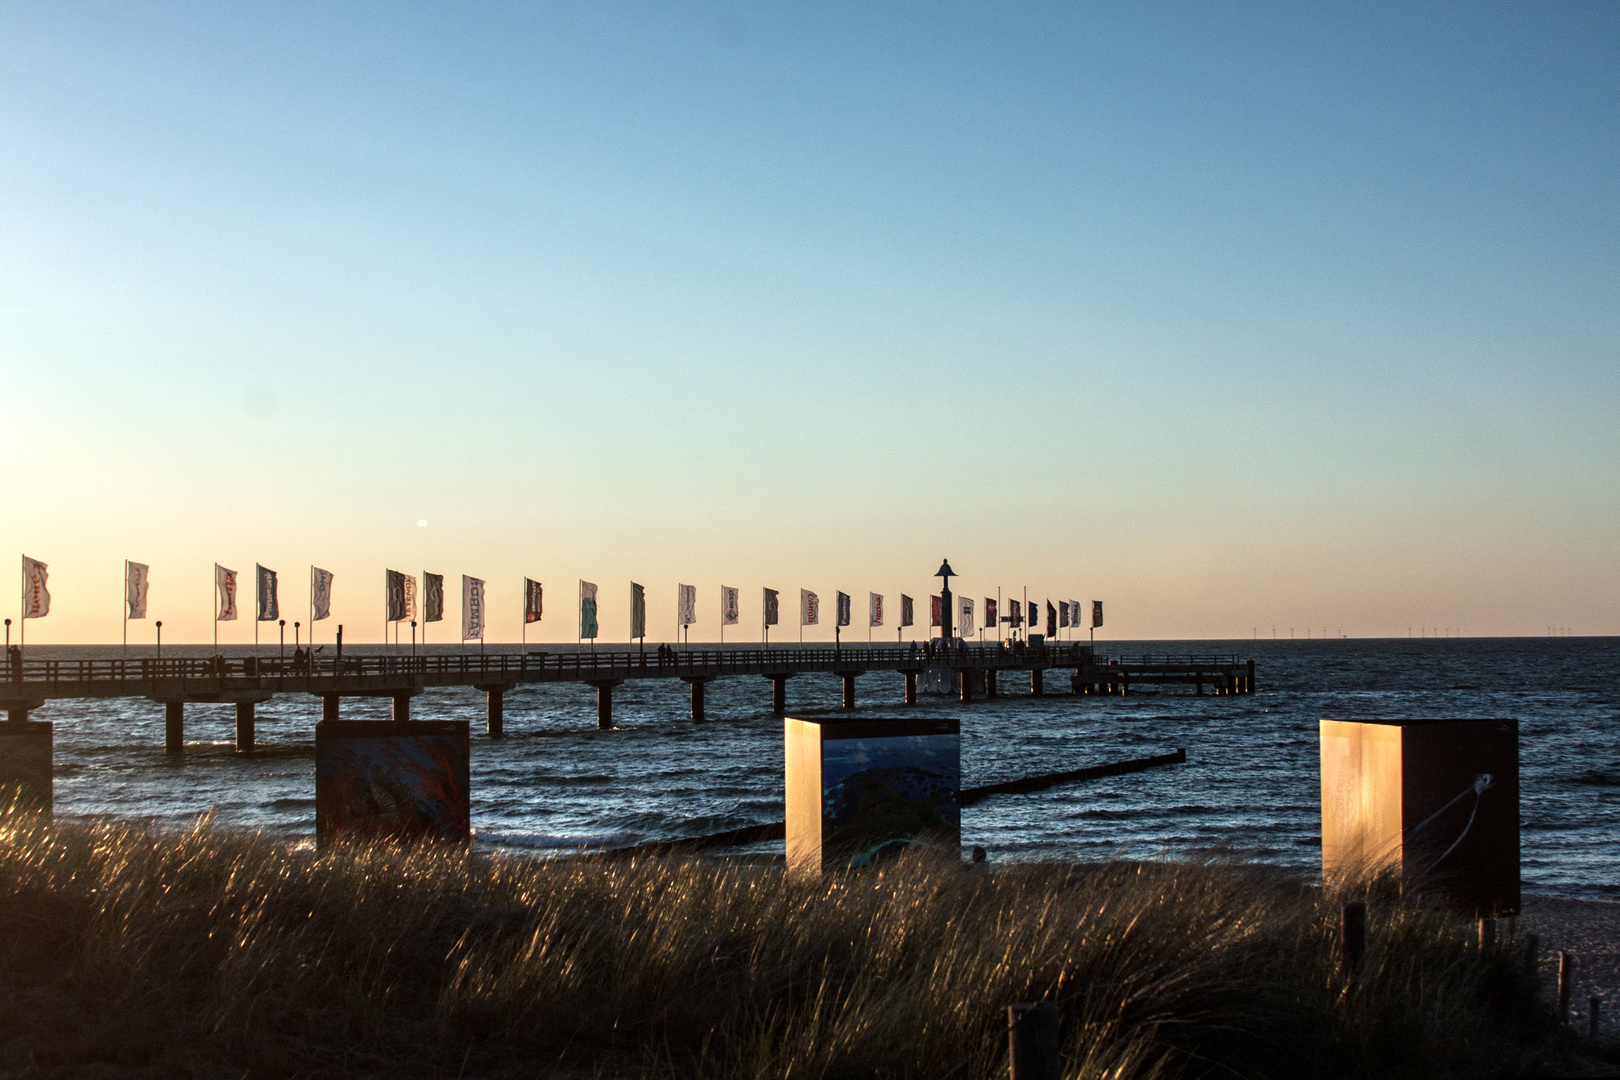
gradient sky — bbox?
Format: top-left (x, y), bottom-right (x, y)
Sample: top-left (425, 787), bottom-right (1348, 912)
top-left (2, 2), bottom-right (1616, 644)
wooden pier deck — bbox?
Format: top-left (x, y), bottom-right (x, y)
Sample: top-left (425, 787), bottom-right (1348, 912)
top-left (1, 643), bottom-right (1254, 752)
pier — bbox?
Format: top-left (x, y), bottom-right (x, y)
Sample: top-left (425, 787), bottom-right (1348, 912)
top-left (0, 643), bottom-right (1254, 751)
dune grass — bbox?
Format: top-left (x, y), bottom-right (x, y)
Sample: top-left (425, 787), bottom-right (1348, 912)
top-left (0, 816), bottom-right (1550, 1079)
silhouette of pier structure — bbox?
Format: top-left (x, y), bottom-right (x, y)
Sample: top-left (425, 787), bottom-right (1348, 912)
top-left (1, 643), bottom-right (1254, 753)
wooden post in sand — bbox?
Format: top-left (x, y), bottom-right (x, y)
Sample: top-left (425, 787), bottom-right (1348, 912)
top-left (1340, 901), bottom-right (1367, 982)
top-left (1007, 1001), bottom-right (1060, 1080)
top-left (1558, 951), bottom-right (1575, 1027)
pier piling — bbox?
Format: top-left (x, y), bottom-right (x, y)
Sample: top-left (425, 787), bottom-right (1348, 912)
top-left (234, 701), bottom-right (255, 754)
top-left (391, 695), bottom-right (411, 722)
top-left (322, 693), bottom-right (339, 721)
top-left (1030, 669), bottom-right (1044, 696)
top-left (685, 677), bottom-right (708, 722)
top-left (958, 670), bottom-right (973, 703)
top-left (592, 681), bottom-right (619, 729)
top-left (164, 701), bottom-right (183, 755)
top-left (770, 675), bottom-right (788, 715)
top-left (478, 685), bottom-right (506, 738)
top-left (903, 670), bottom-right (917, 705)
top-left (986, 669), bottom-right (997, 697)
top-left (840, 673), bottom-right (857, 710)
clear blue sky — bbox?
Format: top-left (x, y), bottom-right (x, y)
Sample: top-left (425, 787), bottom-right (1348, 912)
top-left (2, 2), bottom-right (1616, 642)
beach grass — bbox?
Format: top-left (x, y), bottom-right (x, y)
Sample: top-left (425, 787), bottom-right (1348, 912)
top-left (0, 817), bottom-right (1551, 1079)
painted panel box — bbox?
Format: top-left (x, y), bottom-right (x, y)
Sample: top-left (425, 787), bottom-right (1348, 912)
top-left (1321, 718), bottom-right (1519, 915)
top-left (315, 720), bottom-right (470, 843)
top-left (0, 721), bottom-right (52, 815)
top-left (785, 716), bottom-right (960, 876)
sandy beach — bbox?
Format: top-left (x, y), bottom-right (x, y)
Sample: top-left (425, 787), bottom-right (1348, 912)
top-left (1522, 894), bottom-right (1620, 1038)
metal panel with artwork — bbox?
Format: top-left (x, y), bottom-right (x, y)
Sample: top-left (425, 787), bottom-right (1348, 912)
top-left (0, 721), bottom-right (52, 815)
top-left (785, 717), bottom-right (960, 876)
top-left (1320, 717), bottom-right (1519, 915)
top-left (315, 720), bottom-right (471, 843)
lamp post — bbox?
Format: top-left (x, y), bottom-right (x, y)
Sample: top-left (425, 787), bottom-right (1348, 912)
top-left (935, 559), bottom-right (956, 644)
top-left (155, 621), bottom-right (162, 660)
top-left (279, 619), bottom-right (286, 660)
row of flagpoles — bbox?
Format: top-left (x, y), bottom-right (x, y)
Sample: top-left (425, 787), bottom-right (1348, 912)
top-left (9, 556), bottom-right (1103, 650)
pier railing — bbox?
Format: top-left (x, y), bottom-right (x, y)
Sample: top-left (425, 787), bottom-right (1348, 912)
top-left (4, 641), bottom-right (1133, 686)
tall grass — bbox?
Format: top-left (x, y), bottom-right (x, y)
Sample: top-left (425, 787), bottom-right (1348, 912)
top-left (0, 817), bottom-right (1546, 1078)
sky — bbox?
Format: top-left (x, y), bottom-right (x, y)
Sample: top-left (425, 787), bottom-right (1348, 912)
top-left (1, 2), bottom-right (1616, 645)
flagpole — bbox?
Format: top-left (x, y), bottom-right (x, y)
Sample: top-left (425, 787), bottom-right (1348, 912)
top-left (123, 560), bottom-right (128, 660)
top-left (212, 565), bottom-right (218, 652)
top-left (19, 556), bottom-right (25, 659)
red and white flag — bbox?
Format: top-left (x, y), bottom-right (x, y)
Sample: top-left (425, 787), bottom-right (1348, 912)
top-left (215, 564), bottom-right (238, 621)
top-left (21, 556), bottom-right (49, 618)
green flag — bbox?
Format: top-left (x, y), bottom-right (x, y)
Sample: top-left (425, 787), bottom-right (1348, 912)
top-left (580, 579), bottom-right (598, 640)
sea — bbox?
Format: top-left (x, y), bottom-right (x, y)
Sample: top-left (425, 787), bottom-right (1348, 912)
top-left (19, 637), bottom-right (1619, 898)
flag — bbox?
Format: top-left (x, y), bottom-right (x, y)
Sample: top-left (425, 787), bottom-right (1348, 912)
top-left (985, 598), bottom-right (996, 626)
top-left (1010, 601), bottom-right (1022, 628)
top-left (1046, 601), bottom-right (1057, 638)
top-left (1092, 600), bottom-right (1104, 628)
top-left (1070, 600), bottom-right (1081, 628)
top-left (869, 592), bottom-right (884, 627)
top-left (311, 567), bottom-right (334, 621)
top-left (800, 589), bottom-right (819, 625)
top-left (463, 575), bottom-right (486, 640)
top-left (630, 582), bottom-right (646, 639)
top-left (1059, 601), bottom-right (1069, 629)
top-left (422, 572), bottom-right (443, 622)
top-left (125, 561), bottom-right (149, 620)
top-left (959, 596), bottom-right (975, 637)
top-left (721, 585), bottom-right (739, 626)
top-left (763, 588), bottom-right (779, 626)
top-left (580, 580), bottom-right (598, 639)
top-left (215, 564), bottom-right (238, 621)
top-left (385, 570), bottom-right (406, 622)
top-left (930, 594), bottom-right (942, 628)
top-left (1028, 600), bottom-right (1039, 628)
top-left (678, 583), bottom-right (697, 627)
top-left (524, 578), bottom-right (543, 624)
top-left (835, 591), bottom-right (851, 627)
top-left (403, 575), bottom-right (417, 621)
top-left (900, 594), bottom-right (914, 627)
top-left (21, 556), bottom-right (49, 619)
top-left (256, 564), bottom-right (279, 621)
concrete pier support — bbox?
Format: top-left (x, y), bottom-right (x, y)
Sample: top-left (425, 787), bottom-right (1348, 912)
top-left (322, 694), bottom-right (339, 721)
top-left (1031, 669), bottom-right (1045, 696)
top-left (958, 670), bottom-right (973, 703)
top-left (770, 676), bottom-right (789, 715)
top-left (7, 708), bottom-right (27, 723)
top-left (392, 695), bottom-right (412, 722)
top-left (840, 673), bottom-right (857, 710)
top-left (986, 669), bottom-right (997, 697)
top-left (1247, 659), bottom-right (1256, 693)
top-left (234, 701), bottom-right (255, 754)
top-left (685, 678), bottom-right (709, 722)
top-left (903, 671), bottom-right (917, 705)
top-left (165, 701), bottom-right (183, 755)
